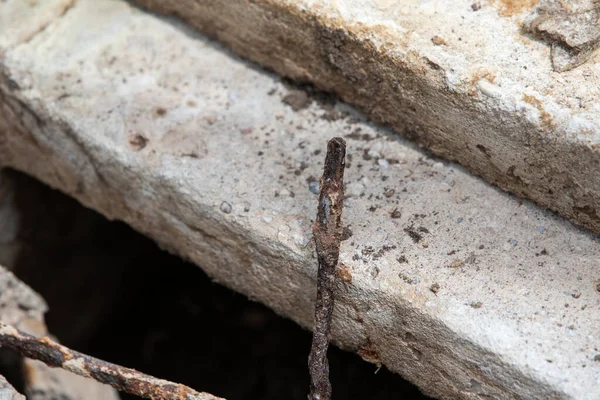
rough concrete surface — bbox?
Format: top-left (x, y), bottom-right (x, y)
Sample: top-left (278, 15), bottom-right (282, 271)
top-left (0, 265), bottom-right (47, 335)
top-left (130, 0), bottom-right (600, 234)
top-left (0, 263), bottom-right (120, 400)
top-left (0, 0), bottom-right (599, 399)
top-left (0, 374), bottom-right (24, 400)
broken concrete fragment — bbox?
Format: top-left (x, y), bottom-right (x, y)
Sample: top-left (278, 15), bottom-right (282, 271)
top-left (0, 1), bottom-right (599, 399)
top-left (130, 0), bottom-right (600, 235)
top-left (0, 375), bottom-right (24, 400)
top-left (0, 265), bottom-right (47, 328)
top-left (524, 0), bottom-right (600, 71)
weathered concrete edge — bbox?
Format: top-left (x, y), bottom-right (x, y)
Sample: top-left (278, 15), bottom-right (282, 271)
top-left (0, 374), bottom-right (24, 400)
top-left (131, 0), bottom-right (600, 234)
top-left (0, 77), bottom-right (565, 400)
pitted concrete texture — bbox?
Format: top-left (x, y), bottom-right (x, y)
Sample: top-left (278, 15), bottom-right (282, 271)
top-left (0, 1), bottom-right (599, 399)
top-left (130, 0), bottom-right (600, 234)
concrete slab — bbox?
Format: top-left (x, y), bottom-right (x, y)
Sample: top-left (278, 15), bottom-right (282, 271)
top-left (0, 0), bottom-right (599, 399)
top-left (131, 0), bottom-right (600, 234)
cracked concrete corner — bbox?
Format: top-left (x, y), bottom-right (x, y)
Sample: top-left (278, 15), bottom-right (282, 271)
top-left (131, 0), bottom-right (600, 235)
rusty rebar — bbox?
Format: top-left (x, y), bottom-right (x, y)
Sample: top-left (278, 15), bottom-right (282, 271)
top-left (308, 137), bottom-right (346, 400)
top-left (0, 322), bottom-right (224, 400)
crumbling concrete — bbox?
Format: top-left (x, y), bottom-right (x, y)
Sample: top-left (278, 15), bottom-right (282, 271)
top-left (0, 0), bottom-right (599, 399)
top-left (131, 0), bottom-right (600, 234)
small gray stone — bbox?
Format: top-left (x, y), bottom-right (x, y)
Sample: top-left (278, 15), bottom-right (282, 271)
top-left (220, 201), bottom-right (232, 214)
top-left (308, 181), bottom-right (320, 194)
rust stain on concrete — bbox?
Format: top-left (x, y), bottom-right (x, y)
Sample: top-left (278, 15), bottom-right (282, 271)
top-left (494, 0), bottom-right (541, 17)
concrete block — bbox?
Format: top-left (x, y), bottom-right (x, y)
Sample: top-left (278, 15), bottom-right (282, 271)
top-left (131, 0), bottom-right (600, 234)
top-left (0, 1), bottom-right (599, 399)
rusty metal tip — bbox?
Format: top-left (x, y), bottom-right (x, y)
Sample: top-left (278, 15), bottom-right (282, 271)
top-left (328, 137), bottom-right (346, 147)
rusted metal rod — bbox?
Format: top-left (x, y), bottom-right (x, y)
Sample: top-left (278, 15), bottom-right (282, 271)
top-left (0, 322), bottom-right (224, 400)
top-left (308, 137), bottom-right (346, 400)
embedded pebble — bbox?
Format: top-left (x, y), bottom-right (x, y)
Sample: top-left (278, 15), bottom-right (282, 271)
top-left (220, 201), bottom-right (232, 214)
top-left (368, 150), bottom-right (382, 159)
top-left (378, 159), bottom-right (389, 168)
top-left (242, 202), bottom-right (251, 212)
top-left (370, 141), bottom-right (384, 153)
top-left (440, 182), bottom-right (452, 192)
top-left (537, 226), bottom-right (546, 233)
top-left (308, 180), bottom-right (320, 194)
top-left (279, 188), bottom-right (291, 197)
top-left (395, 151), bottom-right (407, 161)
top-left (470, 301), bottom-right (483, 309)
top-left (346, 182), bottom-right (366, 198)
top-left (263, 215), bottom-right (273, 223)
top-left (294, 233), bottom-right (311, 248)
top-left (277, 225), bottom-right (291, 242)
top-left (477, 79), bottom-right (502, 98)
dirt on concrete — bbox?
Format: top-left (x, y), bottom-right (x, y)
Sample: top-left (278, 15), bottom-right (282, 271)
top-left (5, 170), bottom-right (431, 400)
